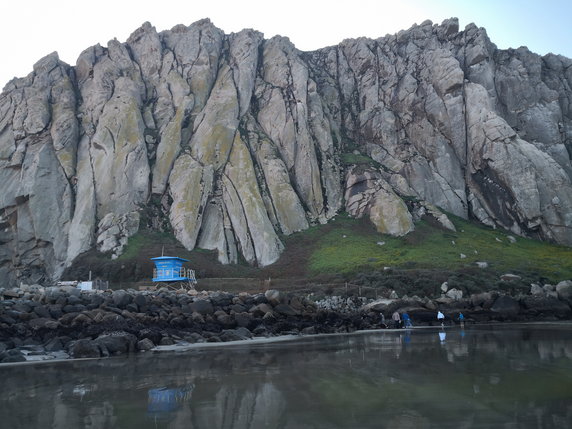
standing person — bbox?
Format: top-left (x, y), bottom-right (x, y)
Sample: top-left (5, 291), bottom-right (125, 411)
top-left (392, 311), bottom-right (402, 329)
top-left (402, 312), bottom-right (413, 328)
top-left (458, 312), bottom-right (465, 328)
top-left (380, 312), bottom-right (387, 328)
top-left (437, 310), bottom-right (445, 327)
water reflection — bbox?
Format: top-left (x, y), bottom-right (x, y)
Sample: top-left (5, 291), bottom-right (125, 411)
top-left (147, 386), bottom-right (193, 421)
top-left (1, 324), bottom-right (571, 428)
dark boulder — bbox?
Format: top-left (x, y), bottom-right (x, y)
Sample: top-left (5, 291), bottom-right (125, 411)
top-left (288, 296), bottom-right (307, 311)
top-left (470, 292), bottom-right (496, 309)
top-left (181, 304), bottom-right (194, 315)
top-left (230, 303), bottom-right (247, 313)
top-left (274, 303), bottom-right (298, 316)
top-left (249, 303), bottom-right (273, 317)
top-left (253, 294), bottom-right (268, 305)
top-left (102, 313), bottom-right (125, 324)
top-left (220, 328), bottom-right (251, 342)
top-left (126, 303), bottom-right (139, 313)
top-left (0, 314), bottom-right (16, 324)
top-left (237, 294), bottom-right (255, 307)
top-left (33, 305), bottom-right (52, 319)
top-left (1, 349), bottom-right (26, 363)
top-left (48, 304), bottom-right (64, 319)
top-left (138, 328), bottom-right (163, 344)
top-left (190, 299), bottom-right (214, 315)
top-left (216, 313), bottom-right (236, 329)
top-left (67, 295), bottom-right (82, 305)
top-left (521, 296), bottom-right (571, 318)
top-left (95, 332), bottom-right (137, 355)
top-left (63, 304), bottom-right (87, 313)
top-left (234, 312), bottom-right (254, 328)
top-left (69, 339), bottom-right (102, 358)
top-left (137, 338), bottom-right (155, 351)
top-left (491, 295), bottom-right (520, 317)
top-left (44, 337), bottom-right (64, 352)
top-left (5, 309), bottom-right (22, 320)
top-left (59, 312), bottom-right (80, 325)
top-left (210, 292), bottom-right (233, 308)
top-left (72, 313), bottom-right (93, 327)
top-left (134, 294), bottom-right (147, 308)
top-left (13, 301), bottom-right (32, 313)
top-left (301, 326), bottom-right (317, 335)
top-left (252, 325), bottom-right (270, 336)
top-left (87, 294), bottom-right (105, 308)
top-left (112, 290), bottom-right (133, 308)
top-left (28, 318), bottom-right (59, 331)
top-left (183, 333), bottom-right (205, 343)
top-left (159, 337), bottom-right (175, 346)
top-left (234, 327), bottom-right (253, 339)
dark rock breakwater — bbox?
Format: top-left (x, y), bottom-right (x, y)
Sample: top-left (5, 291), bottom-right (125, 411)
top-left (1, 282), bottom-right (571, 363)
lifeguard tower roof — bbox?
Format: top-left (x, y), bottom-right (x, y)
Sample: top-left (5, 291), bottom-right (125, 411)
top-left (151, 256), bottom-right (191, 282)
top-left (151, 256), bottom-right (189, 262)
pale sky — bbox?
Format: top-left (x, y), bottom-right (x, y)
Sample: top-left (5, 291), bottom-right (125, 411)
top-left (1, 0), bottom-right (571, 89)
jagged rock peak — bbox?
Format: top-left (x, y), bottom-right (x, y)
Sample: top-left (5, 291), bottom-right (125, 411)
top-left (0, 17), bottom-right (571, 287)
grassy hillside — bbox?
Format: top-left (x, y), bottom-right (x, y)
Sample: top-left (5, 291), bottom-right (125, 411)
top-left (64, 212), bottom-right (572, 293)
top-left (304, 213), bottom-right (572, 281)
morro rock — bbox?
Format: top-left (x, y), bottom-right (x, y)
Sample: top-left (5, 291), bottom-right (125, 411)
top-left (1, 17), bottom-right (572, 286)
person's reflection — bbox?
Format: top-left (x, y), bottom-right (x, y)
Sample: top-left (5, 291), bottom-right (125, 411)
top-left (404, 329), bottom-right (411, 345)
top-left (439, 331), bottom-right (446, 343)
top-left (394, 334), bottom-right (403, 358)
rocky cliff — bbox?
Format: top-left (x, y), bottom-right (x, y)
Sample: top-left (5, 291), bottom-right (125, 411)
top-left (1, 18), bottom-right (571, 287)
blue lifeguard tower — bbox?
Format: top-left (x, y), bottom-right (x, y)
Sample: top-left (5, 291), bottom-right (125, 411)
top-left (151, 256), bottom-right (197, 289)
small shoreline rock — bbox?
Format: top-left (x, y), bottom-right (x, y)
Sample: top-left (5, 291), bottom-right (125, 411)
top-left (1, 284), bottom-right (571, 364)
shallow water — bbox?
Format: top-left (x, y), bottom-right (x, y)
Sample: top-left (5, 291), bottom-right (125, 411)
top-left (1, 323), bottom-right (571, 428)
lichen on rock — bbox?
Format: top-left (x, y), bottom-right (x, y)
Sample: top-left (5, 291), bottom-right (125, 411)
top-left (1, 17), bottom-right (572, 286)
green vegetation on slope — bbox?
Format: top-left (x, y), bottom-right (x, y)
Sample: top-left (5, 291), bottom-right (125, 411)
top-left (340, 152), bottom-right (380, 167)
top-left (303, 213), bottom-right (572, 282)
top-left (64, 211), bottom-right (572, 293)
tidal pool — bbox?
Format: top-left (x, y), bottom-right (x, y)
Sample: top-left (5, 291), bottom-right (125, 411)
top-left (1, 323), bottom-right (571, 428)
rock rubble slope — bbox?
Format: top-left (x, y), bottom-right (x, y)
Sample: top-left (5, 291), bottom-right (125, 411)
top-left (1, 18), bottom-right (572, 286)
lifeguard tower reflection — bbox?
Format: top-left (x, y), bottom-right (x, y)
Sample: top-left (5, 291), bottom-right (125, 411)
top-left (147, 385), bottom-right (194, 422)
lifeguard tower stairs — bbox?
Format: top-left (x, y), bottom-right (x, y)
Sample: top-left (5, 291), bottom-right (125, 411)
top-left (151, 256), bottom-right (197, 290)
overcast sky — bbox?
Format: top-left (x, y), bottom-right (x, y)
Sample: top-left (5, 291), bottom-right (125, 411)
top-left (2, 0), bottom-right (571, 89)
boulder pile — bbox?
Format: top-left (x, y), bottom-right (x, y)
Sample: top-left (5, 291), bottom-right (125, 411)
top-left (1, 281), bottom-right (571, 363)
top-left (0, 285), bottom-right (378, 363)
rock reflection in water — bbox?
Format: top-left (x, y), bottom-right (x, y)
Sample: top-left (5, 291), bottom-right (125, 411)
top-left (0, 324), bottom-right (571, 428)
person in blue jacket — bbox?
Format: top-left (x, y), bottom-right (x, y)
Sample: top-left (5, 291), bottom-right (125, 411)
top-left (402, 312), bottom-right (413, 328)
top-left (458, 312), bottom-right (465, 328)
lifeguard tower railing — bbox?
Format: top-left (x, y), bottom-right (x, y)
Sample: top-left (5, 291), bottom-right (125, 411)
top-left (152, 267), bottom-right (197, 283)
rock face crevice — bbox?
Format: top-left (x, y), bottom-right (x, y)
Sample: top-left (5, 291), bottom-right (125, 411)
top-left (1, 17), bottom-right (572, 286)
